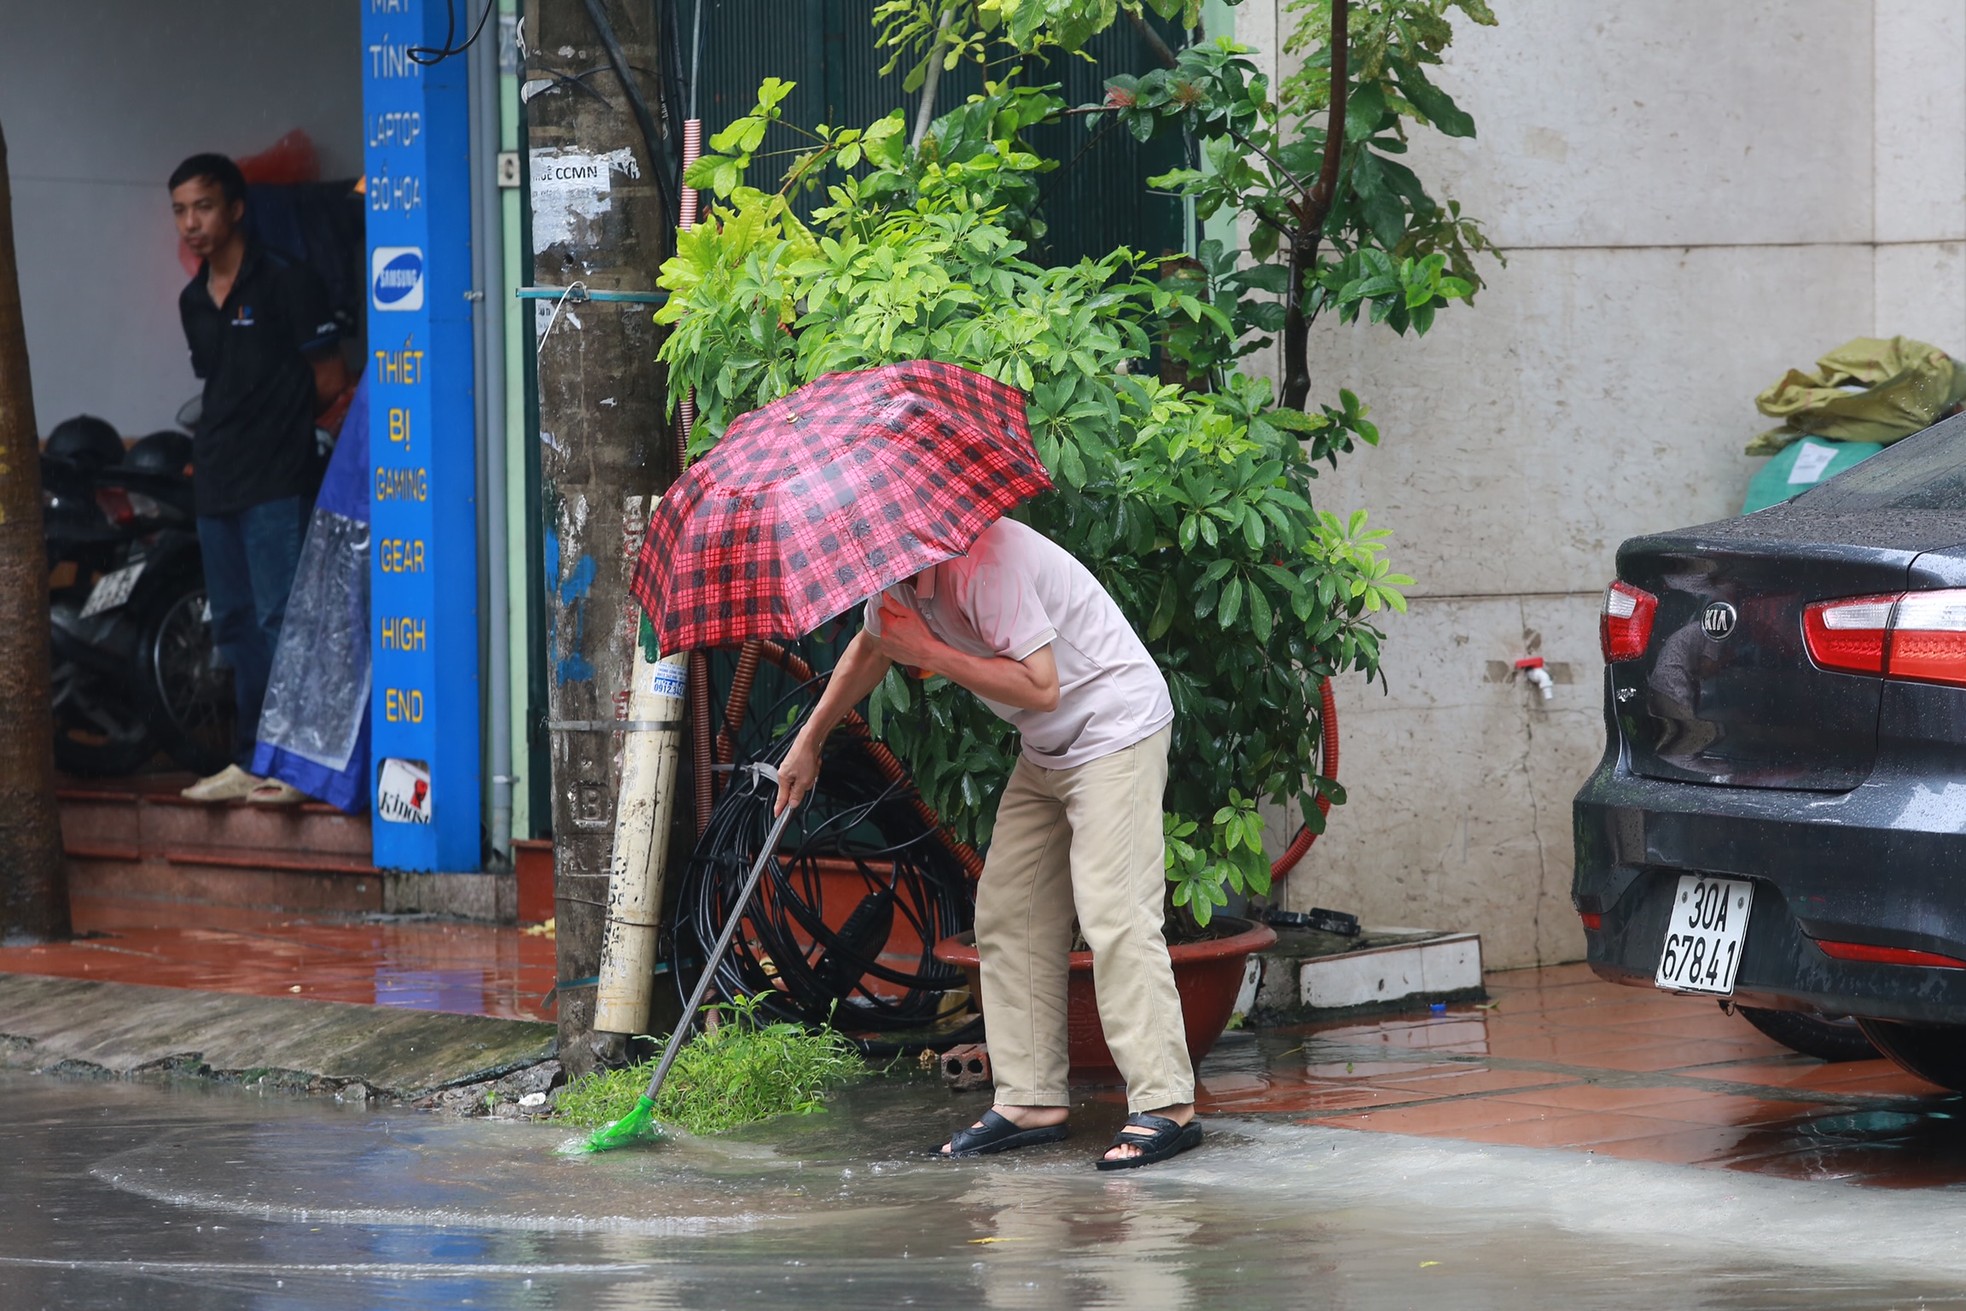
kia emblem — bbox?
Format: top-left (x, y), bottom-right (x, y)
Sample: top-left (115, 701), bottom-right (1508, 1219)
top-left (1702, 600), bottom-right (1738, 640)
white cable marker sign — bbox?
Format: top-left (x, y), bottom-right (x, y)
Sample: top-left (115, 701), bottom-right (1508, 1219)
top-left (530, 148), bottom-right (641, 252)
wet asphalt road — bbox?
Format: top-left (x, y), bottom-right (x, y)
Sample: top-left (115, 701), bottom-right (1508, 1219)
top-left (6, 1070), bottom-right (1966, 1310)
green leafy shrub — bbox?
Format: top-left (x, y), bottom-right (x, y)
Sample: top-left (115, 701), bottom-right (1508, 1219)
top-left (556, 995), bottom-right (866, 1135)
top-left (656, 1), bottom-right (1495, 927)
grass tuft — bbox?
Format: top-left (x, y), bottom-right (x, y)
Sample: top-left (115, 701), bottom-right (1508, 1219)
top-left (556, 994), bottom-right (867, 1137)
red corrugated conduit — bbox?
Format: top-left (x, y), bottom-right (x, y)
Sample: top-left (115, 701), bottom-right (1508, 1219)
top-left (1269, 677), bottom-right (1339, 883)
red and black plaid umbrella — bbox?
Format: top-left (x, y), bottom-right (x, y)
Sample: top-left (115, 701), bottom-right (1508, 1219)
top-left (630, 360), bottom-right (1052, 654)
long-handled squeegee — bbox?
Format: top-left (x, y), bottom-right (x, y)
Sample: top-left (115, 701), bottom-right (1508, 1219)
top-left (575, 764), bottom-right (795, 1153)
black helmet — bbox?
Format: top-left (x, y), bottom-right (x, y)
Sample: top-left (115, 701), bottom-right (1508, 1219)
top-left (125, 430), bottom-right (193, 475)
top-left (44, 415), bottom-right (123, 469)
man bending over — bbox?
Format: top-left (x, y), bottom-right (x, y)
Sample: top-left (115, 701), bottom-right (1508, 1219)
top-left (775, 515), bottom-right (1202, 1170)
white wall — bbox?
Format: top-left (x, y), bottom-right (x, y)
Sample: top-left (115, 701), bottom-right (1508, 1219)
top-left (1232, 1), bottom-right (1965, 967)
top-left (0, 1), bottom-right (362, 438)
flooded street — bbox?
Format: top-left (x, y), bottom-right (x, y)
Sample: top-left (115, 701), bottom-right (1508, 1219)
top-left (8, 1069), bottom-right (1966, 1310)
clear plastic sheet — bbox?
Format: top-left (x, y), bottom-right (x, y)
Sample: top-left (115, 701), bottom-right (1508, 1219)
top-left (256, 508), bottom-right (369, 772)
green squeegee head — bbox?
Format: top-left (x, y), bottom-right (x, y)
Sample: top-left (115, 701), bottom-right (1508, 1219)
top-left (575, 1095), bottom-right (664, 1153)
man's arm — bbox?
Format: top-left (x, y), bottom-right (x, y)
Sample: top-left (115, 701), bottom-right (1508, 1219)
top-left (773, 629), bottom-right (893, 815)
top-left (872, 599), bottom-right (1060, 713)
top-left (284, 260), bottom-right (347, 414)
top-left (310, 351), bottom-right (349, 414)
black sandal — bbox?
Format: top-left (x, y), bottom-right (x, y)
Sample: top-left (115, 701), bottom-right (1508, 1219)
top-left (1096, 1112), bottom-right (1203, 1171)
top-left (939, 1108), bottom-right (1071, 1158)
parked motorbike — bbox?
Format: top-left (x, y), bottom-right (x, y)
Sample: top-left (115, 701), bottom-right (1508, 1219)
top-left (42, 417), bottom-right (234, 777)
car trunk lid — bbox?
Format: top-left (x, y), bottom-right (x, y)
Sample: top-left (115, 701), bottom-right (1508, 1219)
top-left (1613, 532), bottom-right (1921, 790)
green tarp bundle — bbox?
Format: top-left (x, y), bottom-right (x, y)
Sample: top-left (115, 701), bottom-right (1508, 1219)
top-left (1750, 335), bottom-right (1966, 455)
top-left (1741, 435), bottom-right (1887, 514)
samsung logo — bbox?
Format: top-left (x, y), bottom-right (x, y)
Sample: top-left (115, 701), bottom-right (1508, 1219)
top-left (371, 246), bottom-right (425, 312)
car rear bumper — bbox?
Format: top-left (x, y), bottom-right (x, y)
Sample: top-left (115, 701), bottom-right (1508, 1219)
top-left (1574, 756), bottom-right (1966, 1025)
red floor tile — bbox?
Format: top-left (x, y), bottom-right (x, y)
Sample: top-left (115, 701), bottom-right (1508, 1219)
top-left (1360, 1066), bottom-right (1576, 1098)
top-left (1455, 1109), bottom-right (1689, 1149)
top-left (0, 895), bottom-right (557, 1021)
top-left (1583, 1125), bottom-right (1764, 1166)
top-left (1308, 1095), bottom-right (1552, 1135)
top-left (1279, 964), bottom-right (1965, 1190)
top-left (1617, 1094), bottom-right (1830, 1129)
top-left (1502, 1082), bottom-right (1727, 1114)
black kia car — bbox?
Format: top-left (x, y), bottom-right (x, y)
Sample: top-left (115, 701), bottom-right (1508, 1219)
top-left (1574, 411), bottom-right (1966, 1090)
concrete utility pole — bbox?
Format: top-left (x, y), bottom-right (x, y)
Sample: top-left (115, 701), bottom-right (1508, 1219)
top-left (0, 122), bottom-right (70, 945)
top-left (522, 0), bottom-right (678, 1075)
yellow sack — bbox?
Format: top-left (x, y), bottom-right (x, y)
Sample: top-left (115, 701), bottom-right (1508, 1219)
top-left (1749, 336), bottom-right (1966, 455)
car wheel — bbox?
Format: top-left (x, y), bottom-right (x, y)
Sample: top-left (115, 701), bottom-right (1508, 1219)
top-left (1734, 1004), bottom-right (1878, 1062)
top-left (1852, 1019), bottom-right (1966, 1091)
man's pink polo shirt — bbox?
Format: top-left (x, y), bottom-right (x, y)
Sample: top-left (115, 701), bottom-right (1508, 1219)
top-left (864, 517), bottom-right (1173, 769)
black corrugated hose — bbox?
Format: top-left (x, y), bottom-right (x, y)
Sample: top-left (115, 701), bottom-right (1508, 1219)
top-left (669, 685), bottom-right (981, 1054)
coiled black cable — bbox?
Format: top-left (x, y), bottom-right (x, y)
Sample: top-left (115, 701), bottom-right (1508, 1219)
top-left (670, 677), bottom-right (979, 1047)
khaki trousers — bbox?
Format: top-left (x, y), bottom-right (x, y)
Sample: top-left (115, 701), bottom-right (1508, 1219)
top-left (973, 725), bottom-right (1193, 1113)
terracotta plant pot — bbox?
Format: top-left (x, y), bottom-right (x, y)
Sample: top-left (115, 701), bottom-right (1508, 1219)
top-left (932, 916), bottom-right (1278, 1078)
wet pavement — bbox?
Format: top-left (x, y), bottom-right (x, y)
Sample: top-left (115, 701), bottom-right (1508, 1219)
top-left (2, 905), bottom-right (1963, 1185)
top-left (12, 905), bottom-right (1966, 1303)
top-left (9, 1062), bottom-right (1966, 1310)
top-left (0, 895), bottom-right (556, 1021)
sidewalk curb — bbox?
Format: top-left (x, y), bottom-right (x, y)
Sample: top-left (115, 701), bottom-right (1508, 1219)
top-left (0, 971), bottom-right (555, 1100)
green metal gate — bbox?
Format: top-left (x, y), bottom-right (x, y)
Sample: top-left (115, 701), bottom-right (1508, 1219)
top-left (690, 0), bottom-right (1189, 264)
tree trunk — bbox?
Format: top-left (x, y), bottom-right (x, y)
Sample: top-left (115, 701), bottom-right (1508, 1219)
top-left (0, 122), bottom-right (70, 945)
top-left (1279, 0), bottom-right (1347, 413)
top-left (525, 0), bottom-right (679, 1076)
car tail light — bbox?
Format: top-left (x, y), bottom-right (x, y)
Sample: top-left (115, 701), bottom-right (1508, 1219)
top-left (1600, 581), bottom-right (1657, 662)
top-left (1802, 594), bottom-right (1895, 676)
top-left (1803, 588), bottom-right (1966, 687)
top-left (1882, 590), bottom-right (1966, 685)
top-left (1812, 938), bottom-right (1966, 970)
top-left (1578, 911), bottom-right (1603, 931)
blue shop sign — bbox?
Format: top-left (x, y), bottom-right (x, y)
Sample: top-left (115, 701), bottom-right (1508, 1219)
top-left (362, 0), bottom-right (480, 872)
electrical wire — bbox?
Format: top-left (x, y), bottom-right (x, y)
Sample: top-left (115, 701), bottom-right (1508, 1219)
top-left (408, 0), bottom-right (498, 65)
top-left (656, 0), bottom-right (692, 208)
top-left (581, 0), bottom-right (679, 226)
top-left (669, 681), bottom-right (978, 1048)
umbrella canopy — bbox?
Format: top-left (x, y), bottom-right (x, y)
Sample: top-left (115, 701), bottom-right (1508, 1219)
top-left (630, 361), bottom-right (1052, 653)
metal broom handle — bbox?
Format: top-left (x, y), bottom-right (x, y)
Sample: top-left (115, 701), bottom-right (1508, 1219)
top-left (642, 763), bottom-right (796, 1107)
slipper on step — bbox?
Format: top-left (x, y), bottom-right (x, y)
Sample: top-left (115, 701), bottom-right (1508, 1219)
top-left (939, 1108), bottom-right (1070, 1158)
top-left (1096, 1112), bottom-right (1203, 1171)
top-left (246, 780), bottom-right (306, 806)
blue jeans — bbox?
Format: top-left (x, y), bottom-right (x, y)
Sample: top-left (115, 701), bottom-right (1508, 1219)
top-left (198, 496), bottom-right (309, 765)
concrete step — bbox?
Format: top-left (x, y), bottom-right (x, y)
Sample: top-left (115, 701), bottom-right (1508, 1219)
top-left (68, 857), bottom-right (385, 915)
top-left (1249, 927), bottom-right (1486, 1023)
top-left (137, 794), bottom-right (372, 859)
top-left (55, 789), bottom-right (142, 854)
top-left (52, 778), bottom-right (519, 923)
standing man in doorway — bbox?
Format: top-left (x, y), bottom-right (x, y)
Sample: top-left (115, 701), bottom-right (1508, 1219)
top-left (170, 153), bottom-right (347, 803)
top-left (774, 515), bottom-right (1204, 1170)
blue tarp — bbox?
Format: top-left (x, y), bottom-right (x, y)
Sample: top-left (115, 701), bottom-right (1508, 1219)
top-left (252, 374), bottom-right (372, 812)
